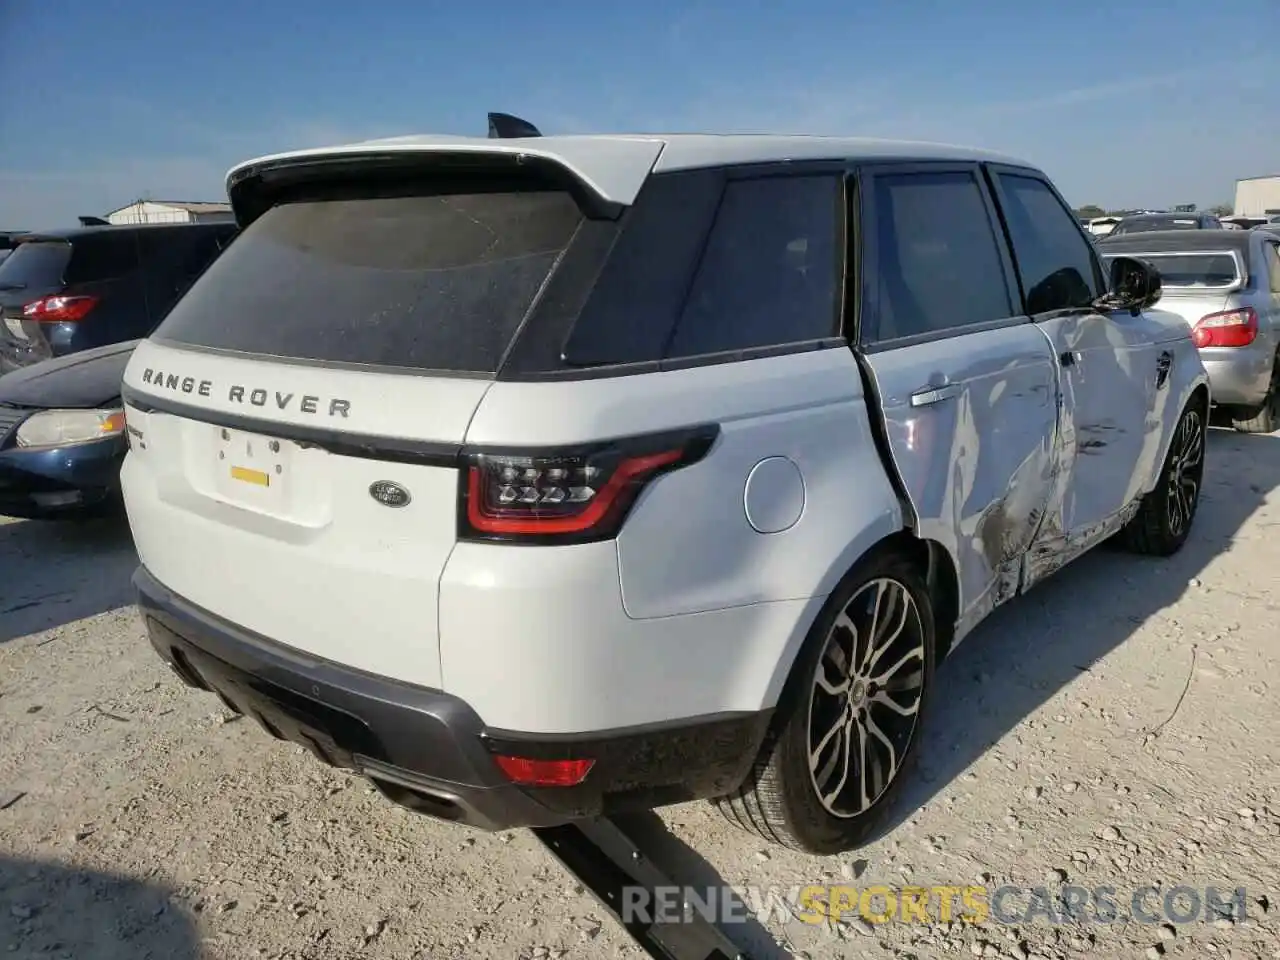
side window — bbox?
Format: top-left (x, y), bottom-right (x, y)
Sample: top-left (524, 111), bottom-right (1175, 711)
top-left (65, 233), bottom-right (140, 283)
top-left (994, 173), bottom-right (1101, 315)
top-left (1265, 242), bottom-right (1280, 294)
top-left (664, 174), bottom-right (842, 358)
top-left (181, 231), bottom-right (233, 277)
top-left (562, 169), bottom-right (724, 366)
top-left (138, 229), bottom-right (233, 288)
top-left (868, 170), bottom-right (1013, 341)
top-left (137, 230), bottom-right (184, 275)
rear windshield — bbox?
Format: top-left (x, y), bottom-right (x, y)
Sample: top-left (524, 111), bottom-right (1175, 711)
top-left (1121, 253), bottom-right (1242, 288)
top-left (153, 190), bottom-right (584, 373)
top-left (0, 241), bottom-right (71, 290)
top-left (1113, 217), bottom-right (1201, 235)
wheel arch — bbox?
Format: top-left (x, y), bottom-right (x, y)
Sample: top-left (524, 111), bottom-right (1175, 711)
top-left (1189, 380), bottom-right (1211, 419)
top-left (881, 531), bottom-right (961, 663)
top-left (760, 527), bottom-right (962, 713)
top-left (1161, 377), bottom-right (1211, 479)
top-left (1142, 356), bottom-right (1210, 497)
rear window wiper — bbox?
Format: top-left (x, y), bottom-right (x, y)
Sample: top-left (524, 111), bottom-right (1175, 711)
top-left (0, 281), bottom-right (26, 291)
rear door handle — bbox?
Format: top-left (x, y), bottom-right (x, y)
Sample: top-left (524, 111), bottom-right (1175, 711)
top-left (910, 383), bottom-right (961, 407)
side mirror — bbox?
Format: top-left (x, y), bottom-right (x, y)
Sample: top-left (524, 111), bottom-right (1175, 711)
top-left (1099, 255), bottom-right (1162, 315)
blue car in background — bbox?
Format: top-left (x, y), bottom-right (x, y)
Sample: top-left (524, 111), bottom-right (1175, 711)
top-left (0, 221), bottom-right (235, 374)
top-left (0, 221), bottom-right (237, 520)
top-left (0, 339), bottom-right (138, 519)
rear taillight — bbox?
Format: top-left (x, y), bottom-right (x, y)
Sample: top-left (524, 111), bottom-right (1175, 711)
top-left (460, 426), bottom-right (718, 543)
top-left (22, 294), bottom-right (100, 323)
top-left (1192, 307), bottom-right (1257, 348)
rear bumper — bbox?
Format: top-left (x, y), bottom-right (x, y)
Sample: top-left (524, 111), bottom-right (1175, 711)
top-left (1200, 345), bottom-right (1273, 407)
top-left (0, 435), bottom-right (126, 519)
top-left (135, 565), bottom-right (771, 831)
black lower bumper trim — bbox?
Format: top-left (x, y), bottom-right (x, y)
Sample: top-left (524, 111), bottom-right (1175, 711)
top-left (134, 566), bottom-right (771, 831)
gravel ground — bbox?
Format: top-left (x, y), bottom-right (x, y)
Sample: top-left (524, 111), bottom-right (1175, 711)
top-left (0, 425), bottom-right (1278, 960)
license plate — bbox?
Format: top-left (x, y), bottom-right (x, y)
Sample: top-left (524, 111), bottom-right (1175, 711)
top-left (4, 316), bottom-right (27, 341)
top-left (215, 427), bottom-right (290, 508)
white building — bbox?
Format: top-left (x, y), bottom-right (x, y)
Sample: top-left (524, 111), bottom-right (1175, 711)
top-left (104, 200), bottom-right (234, 225)
top-left (1233, 176), bottom-right (1280, 217)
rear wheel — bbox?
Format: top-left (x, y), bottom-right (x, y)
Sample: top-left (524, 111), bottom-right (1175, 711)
top-left (1229, 358), bottom-right (1279, 434)
top-left (1121, 399), bottom-right (1206, 556)
top-left (713, 549), bottom-right (935, 854)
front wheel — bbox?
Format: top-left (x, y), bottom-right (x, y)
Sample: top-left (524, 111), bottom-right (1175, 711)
top-left (712, 549), bottom-right (935, 855)
top-left (1121, 399), bottom-right (1206, 556)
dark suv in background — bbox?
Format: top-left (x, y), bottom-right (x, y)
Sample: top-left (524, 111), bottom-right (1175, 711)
top-left (1104, 212), bottom-right (1224, 238)
top-left (0, 222), bottom-right (236, 374)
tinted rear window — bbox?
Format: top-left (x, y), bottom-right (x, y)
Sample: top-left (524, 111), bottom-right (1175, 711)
top-left (1114, 253), bottom-right (1242, 287)
top-left (154, 191), bottom-right (584, 373)
top-left (666, 175), bottom-right (842, 357)
top-left (561, 172), bottom-right (843, 365)
top-left (0, 241), bottom-right (71, 289)
top-left (1113, 217), bottom-right (1201, 235)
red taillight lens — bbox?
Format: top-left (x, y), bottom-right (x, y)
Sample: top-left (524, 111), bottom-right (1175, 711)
top-left (460, 426), bottom-right (717, 543)
top-left (493, 755), bottom-right (595, 787)
top-left (1192, 307), bottom-right (1257, 348)
top-left (22, 294), bottom-right (99, 323)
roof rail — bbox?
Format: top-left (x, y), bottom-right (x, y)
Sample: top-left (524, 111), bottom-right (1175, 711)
top-left (487, 112), bottom-right (542, 139)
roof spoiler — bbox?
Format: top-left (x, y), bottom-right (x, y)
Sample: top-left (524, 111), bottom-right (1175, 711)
top-left (78, 216), bottom-right (110, 226)
top-left (487, 112), bottom-right (541, 139)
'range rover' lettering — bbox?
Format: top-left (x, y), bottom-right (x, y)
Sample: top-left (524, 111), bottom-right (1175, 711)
top-left (140, 368), bottom-right (350, 417)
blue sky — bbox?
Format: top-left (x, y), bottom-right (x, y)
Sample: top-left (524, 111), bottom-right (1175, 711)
top-left (1, 0), bottom-right (1276, 227)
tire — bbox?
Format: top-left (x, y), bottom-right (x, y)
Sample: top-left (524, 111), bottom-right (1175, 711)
top-left (1120, 398), bottom-right (1206, 556)
top-left (1230, 359), bottom-right (1279, 434)
top-left (712, 547), bottom-right (936, 855)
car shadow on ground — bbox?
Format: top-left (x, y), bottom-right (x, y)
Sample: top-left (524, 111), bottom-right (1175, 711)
top-left (880, 426), bottom-right (1280, 835)
top-left (609, 812), bottom-right (798, 959)
top-left (0, 513), bottom-right (137, 645)
top-left (0, 854), bottom-right (200, 959)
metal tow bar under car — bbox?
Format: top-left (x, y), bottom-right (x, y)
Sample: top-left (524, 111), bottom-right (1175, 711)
top-left (532, 816), bottom-right (752, 960)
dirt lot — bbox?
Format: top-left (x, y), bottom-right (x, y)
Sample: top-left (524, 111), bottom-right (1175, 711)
top-left (1, 425), bottom-right (1278, 960)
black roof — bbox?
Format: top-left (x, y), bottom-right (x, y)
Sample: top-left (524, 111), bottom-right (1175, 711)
top-left (11, 221), bottom-right (236, 244)
top-left (1097, 230), bottom-right (1253, 253)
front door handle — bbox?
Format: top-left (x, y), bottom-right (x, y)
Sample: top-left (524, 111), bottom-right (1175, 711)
top-left (910, 383), bottom-right (961, 407)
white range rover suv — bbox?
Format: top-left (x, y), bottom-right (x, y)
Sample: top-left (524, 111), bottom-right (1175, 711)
top-left (119, 129), bottom-right (1209, 854)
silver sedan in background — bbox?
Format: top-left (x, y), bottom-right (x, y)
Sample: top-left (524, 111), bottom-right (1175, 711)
top-left (1099, 229), bottom-right (1280, 432)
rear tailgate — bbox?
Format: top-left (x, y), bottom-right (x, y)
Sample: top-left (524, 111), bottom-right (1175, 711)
top-left (122, 341), bottom-right (487, 688)
top-left (120, 173), bottom-right (593, 688)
